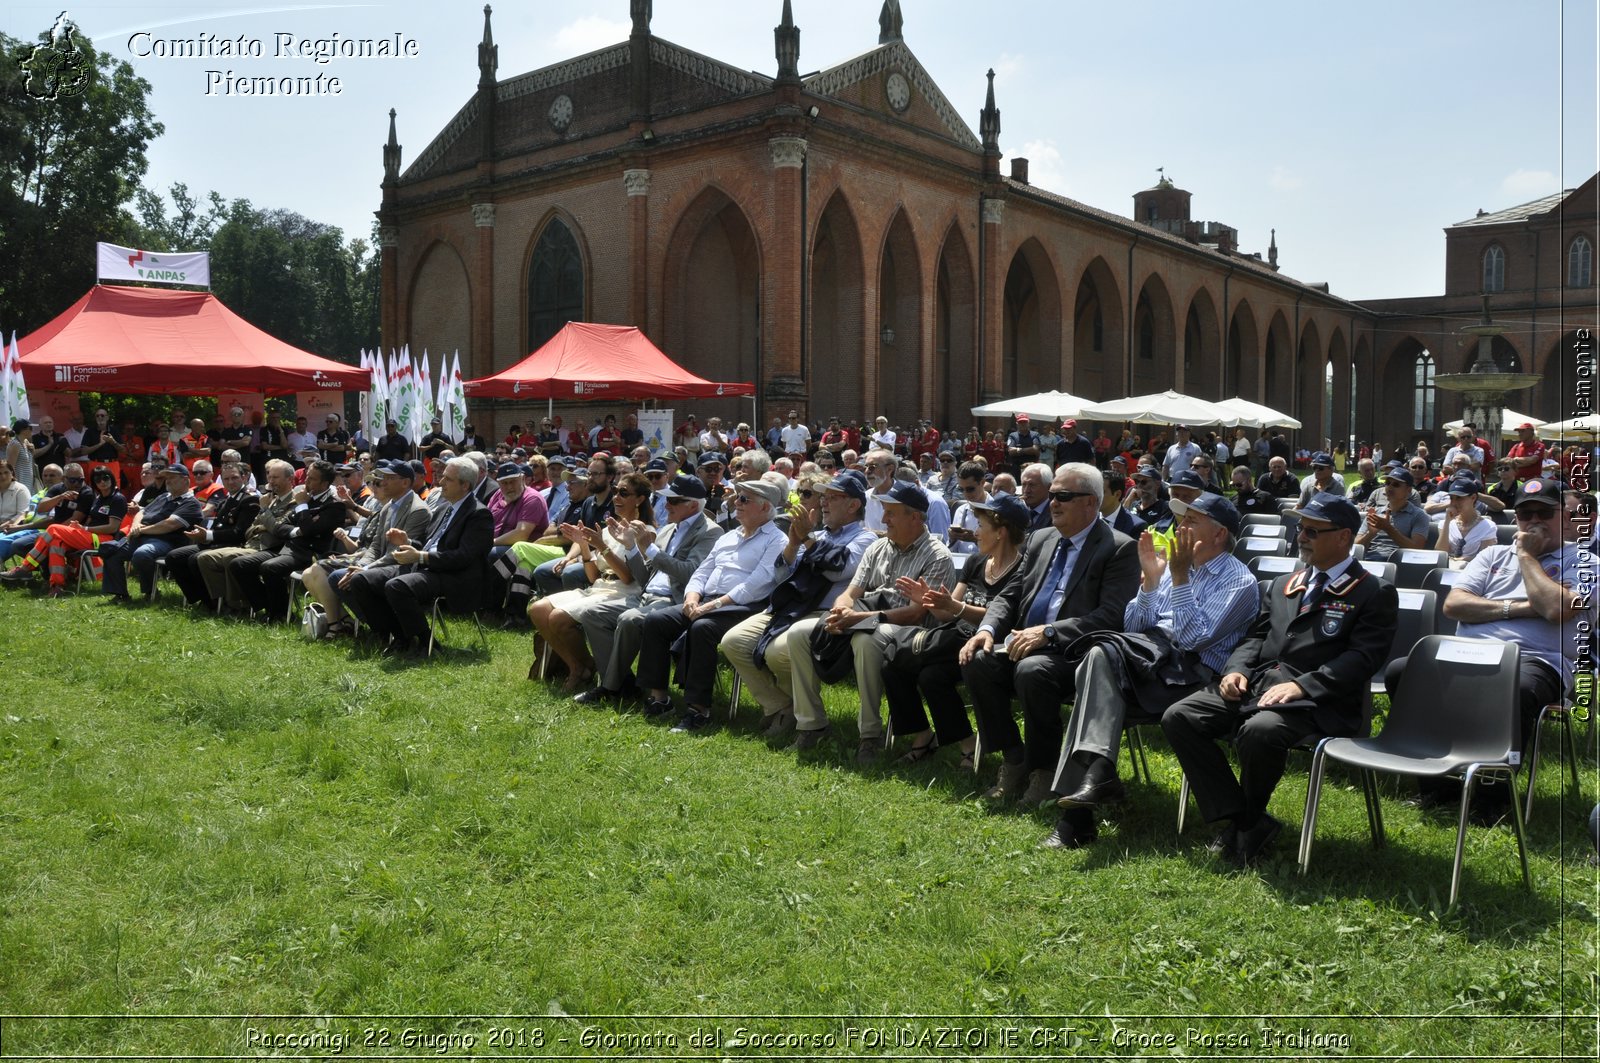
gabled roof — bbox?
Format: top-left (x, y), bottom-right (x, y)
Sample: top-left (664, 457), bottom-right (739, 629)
top-left (1452, 189), bottom-right (1570, 227)
top-left (463, 322), bottom-right (754, 400)
top-left (804, 40), bottom-right (980, 150)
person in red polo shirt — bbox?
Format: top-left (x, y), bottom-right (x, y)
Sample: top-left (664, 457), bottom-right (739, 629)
top-left (1504, 422), bottom-right (1546, 480)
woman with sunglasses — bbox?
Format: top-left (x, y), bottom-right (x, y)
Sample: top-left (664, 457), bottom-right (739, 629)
top-left (528, 471), bottom-right (655, 690)
top-left (882, 494), bottom-right (1028, 766)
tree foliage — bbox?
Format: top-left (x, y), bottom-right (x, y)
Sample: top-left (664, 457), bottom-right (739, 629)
top-left (0, 24), bottom-right (162, 330)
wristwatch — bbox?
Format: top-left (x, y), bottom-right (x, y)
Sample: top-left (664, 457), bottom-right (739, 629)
top-left (1043, 623), bottom-right (1058, 644)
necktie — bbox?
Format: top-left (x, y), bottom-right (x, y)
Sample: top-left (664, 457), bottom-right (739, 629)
top-left (424, 504), bottom-right (453, 552)
top-left (1302, 569), bottom-right (1327, 612)
top-left (1025, 539), bottom-right (1072, 628)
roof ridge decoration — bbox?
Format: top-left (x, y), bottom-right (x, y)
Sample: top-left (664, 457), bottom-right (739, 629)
top-left (401, 96), bottom-right (481, 181)
top-left (805, 41), bottom-right (980, 150)
top-left (648, 37), bottom-right (772, 96)
top-left (496, 43), bottom-right (631, 104)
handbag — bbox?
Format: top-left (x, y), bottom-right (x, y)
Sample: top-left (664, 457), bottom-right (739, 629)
top-left (301, 601), bottom-right (329, 641)
top-left (874, 617), bottom-right (972, 666)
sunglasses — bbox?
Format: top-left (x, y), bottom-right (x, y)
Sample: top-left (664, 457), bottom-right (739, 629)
top-left (65, 477), bottom-right (84, 484)
top-left (732, 494), bottom-right (756, 505)
top-left (1514, 507), bottom-right (1559, 521)
top-left (1297, 524), bottom-right (1346, 539)
top-left (798, 489), bottom-right (816, 499)
top-left (1049, 489), bottom-right (1094, 503)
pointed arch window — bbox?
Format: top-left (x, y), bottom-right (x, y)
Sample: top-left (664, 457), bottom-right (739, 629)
top-left (1413, 350), bottom-right (1435, 432)
top-left (528, 218), bottom-right (584, 351)
top-left (1570, 235), bottom-right (1593, 288)
top-left (1482, 244), bottom-right (1505, 293)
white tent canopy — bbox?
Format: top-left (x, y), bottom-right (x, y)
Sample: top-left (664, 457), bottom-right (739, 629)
top-left (1443, 410), bottom-right (1544, 434)
top-left (1212, 397), bottom-right (1303, 430)
top-left (1537, 413), bottom-right (1600, 438)
top-left (970, 389), bottom-right (1092, 421)
top-left (1076, 390), bottom-right (1235, 426)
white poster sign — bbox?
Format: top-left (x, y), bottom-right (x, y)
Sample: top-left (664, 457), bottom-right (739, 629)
top-left (96, 241), bottom-right (211, 287)
top-left (638, 409), bottom-right (673, 458)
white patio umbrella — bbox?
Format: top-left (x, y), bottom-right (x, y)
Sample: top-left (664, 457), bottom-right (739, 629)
top-left (1443, 410), bottom-right (1544, 434)
top-left (1076, 389), bottom-right (1234, 426)
top-left (1212, 397), bottom-right (1303, 430)
top-left (969, 389), bottom-right (1092, 421)
top-left (1537, 413), bottom-right (1600, 439)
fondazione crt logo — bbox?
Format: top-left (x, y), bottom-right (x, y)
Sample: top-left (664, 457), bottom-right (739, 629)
top-left (22, 11), bottom-right (91, 101)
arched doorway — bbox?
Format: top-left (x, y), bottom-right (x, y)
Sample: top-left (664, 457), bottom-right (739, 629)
top-left (1184, 288), bottom-right (1222, 399)
top-left (809, 192), bottom-right (865, 423)
top-left (408, 240), bottom-right (472, 374)
top-left (1130, 274), bottom-right (1176, 394)
top-left (877, 210), bottom-right (923, 423)
top-left (1226, 299), bottom-right (1259, 400)
top-left (662, 188), bottom-right (762, 423)
top-left (1002, 238), bottom-right (1062, 398)
top-left (1071, 256), bottom-right (1125, 401)
top-left (935, 224), bottom-right (977, 429)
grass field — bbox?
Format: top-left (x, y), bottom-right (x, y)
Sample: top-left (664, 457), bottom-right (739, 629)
top-left (0, 584), bottom-right (1595, 1059)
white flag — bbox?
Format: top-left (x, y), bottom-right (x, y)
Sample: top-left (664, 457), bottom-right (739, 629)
top-left (6, 333), bottom-right (27, 425)
top-left (447, 351), bottom-right (467, 441)
top-left (418, 352), bottom-right (434, 438)
top-left (436, 352), bottom-right (453, 439)
top-left (0, 329), bottom-right (13, 425)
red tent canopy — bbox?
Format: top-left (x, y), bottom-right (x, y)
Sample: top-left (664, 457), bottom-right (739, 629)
top-left (18, 284), bottom-right (370, 395)
top-left (464, 322), bottom-right (754, 400)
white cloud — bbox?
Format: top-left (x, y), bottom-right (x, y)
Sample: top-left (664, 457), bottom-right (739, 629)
top-left (993, 53), bottom-right (1024, 83)
top-left (1500, 168), bottom-right (1559, 198)
top-left (1268, 165), bottom-right (1303, 191)
top-left (554, 16), bottom-right (631, 56)
top-left (1015, 139), bottom-right (1067, 195)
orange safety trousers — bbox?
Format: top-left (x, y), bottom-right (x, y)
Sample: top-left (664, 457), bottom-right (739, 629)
top-left (17, 525), bottom-right (103, 587)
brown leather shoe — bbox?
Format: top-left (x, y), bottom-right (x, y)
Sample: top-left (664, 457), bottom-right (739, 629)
top-left (984, 760), bottom-right (1030, 803)
top-left (1021, 769), bottom-right (1057, 807)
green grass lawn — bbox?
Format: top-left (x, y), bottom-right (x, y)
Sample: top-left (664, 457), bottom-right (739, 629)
top-left (0, 585), bottom-right (1595, 1059)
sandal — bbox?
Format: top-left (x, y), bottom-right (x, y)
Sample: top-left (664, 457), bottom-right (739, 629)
top-left (898, 736), bottom-right (939, 764)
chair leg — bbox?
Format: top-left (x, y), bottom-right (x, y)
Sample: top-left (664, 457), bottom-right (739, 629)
top-left (1298, 741), bottom-right (1329, 874)
top-left (1503, 766), bottom-right (1532, 893)
top-left (1361, 769), bottom-right (1385, 848)
top-left (1523, 706), bottom-right (1549, 824)
top-left (1449, 767), bottom-right (1481, 909)
top-left (727, 671), bottom-right (743, 722)
top-left (1125, 725), bottom-right (1149, 785)
top-left (1176, 773), bottom-right (1191, 834)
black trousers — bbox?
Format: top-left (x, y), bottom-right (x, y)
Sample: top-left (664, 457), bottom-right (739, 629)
top-left (963, 649), bottom-right (1078, 770)
top-left (163, 544), bottom-right (210, 604)
top-left (882, 653), bottom-right (973, 745)
top-left (232, 548), bottom-right (308, 615)
top-left (344, 567), bottom-right (454, 644)
top-left (635, 606), bottom-right (752, 709)
top-left (1161, 690), bottom-right (1327, 827)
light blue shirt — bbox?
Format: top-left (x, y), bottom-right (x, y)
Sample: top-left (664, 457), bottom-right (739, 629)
top-left (686, 519), bottom-right (788, 608)
top-left (776, 519), bottom-right (878, 610)
top-left (1125, 550), bottom-right (1261, 674)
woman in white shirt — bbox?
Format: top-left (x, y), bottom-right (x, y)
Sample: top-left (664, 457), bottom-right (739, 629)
top-left (0, 460), bottom-right (30, 524)
top-left (1444, 476), bottom-right (1496, 567)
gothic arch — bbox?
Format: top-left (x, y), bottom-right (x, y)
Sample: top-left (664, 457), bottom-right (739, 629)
top-left (1327, 327), bottom-right (1351, 452)
top-left (1183, 287), bottom-right (1222, 399)
top-left (808, 190), bottom-right (865, 422)
top-left (1226, 299), bottom-right (1259, 400)
top-left (661, 186), bottom-right (763, 421)
top-left (1296, 319), bottom-right (1324, 447)
top-left (1071, 256), bottom-right (1125, 400)
top-left (1130, 273), bottom-right (1177, 394)
top-left (1002, 237), bottom-right (1063, 399)
top-left (406, 239), bottom-right (472, 376)
top-left (936, 222), bottom-right (977, 429)
top-left (1263, 310), bottom-right (1293, 420)
top-left (877, 209), bottom-right (923, 421)
top-left (523, 210), bottom-right (589, 356)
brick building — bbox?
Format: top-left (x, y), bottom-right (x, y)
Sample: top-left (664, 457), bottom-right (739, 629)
top-left (378, 1), bottom-right (1597, 449)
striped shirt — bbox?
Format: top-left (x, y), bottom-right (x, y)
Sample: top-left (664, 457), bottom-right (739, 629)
top-left (850, 531), bottom-right (956, 620)
top-left (1124, 549), bottom-right (1260, 675)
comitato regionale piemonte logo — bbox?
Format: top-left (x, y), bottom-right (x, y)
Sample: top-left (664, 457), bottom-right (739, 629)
top-left (21, 11), bottom-right (91, 101)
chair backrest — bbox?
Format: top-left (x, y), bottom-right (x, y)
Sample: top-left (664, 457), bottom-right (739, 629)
top-left (1234, 536), bottom-right (1288, 560)
top-left (1394, 548), bottom-right (1449, 588)
top-left (1350, 543), bottom-right (1366, 561)
top-left (1241, 523), bottom-right (1287, 540)
top-left (1240, 512), bottom-right (1283, 528)
top-left (1496, 524), bottom-right (1517, 546)
top-left (1381, 635), bottom-right (1520, 762)
top-left (1359, 559), bottom-right (1397, 583)
top-left (1419, 567), bottom-right (1464, 637)
top-left (1258, 578), bottom-right (1274, 606)
top-left (1380, 587), bottom-right (1437, 678)
top-left (1248, 553), bottom-right (1302, 580)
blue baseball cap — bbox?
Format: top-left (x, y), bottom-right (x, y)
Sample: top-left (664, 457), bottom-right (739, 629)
top-left (1291, 493), bottom-right (1362, 532)
top-left (644, 458), bottom-right (669, 473)
top-left (880, 481), bottom-right (929, 513)
top-left (1169, 470), bottom-right (1206, 491)
top-left (823, 470), bottom-right (868, 501)
top-left (495, 462), bottom-right (525, 479)
top-left (699, 452), bottom-right (726, 467)
top-left (969, 493), bottom-right (1030, 531)
top-left (1310, 451), bottom-right (1334, 468)
top-left (1446, 474), bottom-right (1483, 497)
top-left (1168, 492), bottom-right (1242, 537)
top-left (662, 473), bottom-right (706, 500)
top-left (1381, 467), bottom-right (1416, 487)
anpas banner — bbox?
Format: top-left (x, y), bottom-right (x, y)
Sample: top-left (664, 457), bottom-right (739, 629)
top-left (638, 409), bottom-right (674, 458)
top-left (96, 242), bottom-right (211, 287)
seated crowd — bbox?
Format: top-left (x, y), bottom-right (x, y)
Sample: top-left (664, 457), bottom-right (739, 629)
top-left (2, 405), bottom-right (1593, 866)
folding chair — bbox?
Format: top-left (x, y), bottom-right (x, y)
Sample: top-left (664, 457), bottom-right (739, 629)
top-left (1523, 696), bottom-right (1584, 823)
top-left (427, 598), bottom-right (488, 657)
top-left (1239, 513), bottom-right (1283, 530)
top-left (1394, 548), bottom-right (1449, 589)
top-left (1233, 536), bottom-right (1288, 561)
top-left (1419, 567), bottom-right (1462, 637)
top-left (1358, 560), bottom-right (1397, 583)
top-left (1239, 523), bottom-right (1287, 540)
top-left (1299, 635), bottom-right (1528, 908)
top-left (1247, 554), bottom-right (1302, 581)
top-left (1496, 524), bottom-right (1517, 546)
top-left (1371, 588), bottom-right (1436, 693)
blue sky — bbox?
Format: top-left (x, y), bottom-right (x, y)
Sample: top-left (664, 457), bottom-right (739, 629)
top-left (8, 0), bottom-right (1596, 301)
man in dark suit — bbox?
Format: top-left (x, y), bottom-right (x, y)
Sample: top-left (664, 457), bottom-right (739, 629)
top-left (959, 462), bottom-right (1141, 812)
top-left (165, 461), bottom-right (261, 605)
top-left (1162, 494), bottom-right (1398, 866)
top-left (343, 456), bottom-right (494, 656)
top-left (229, 459), bottom-right (346, 619)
